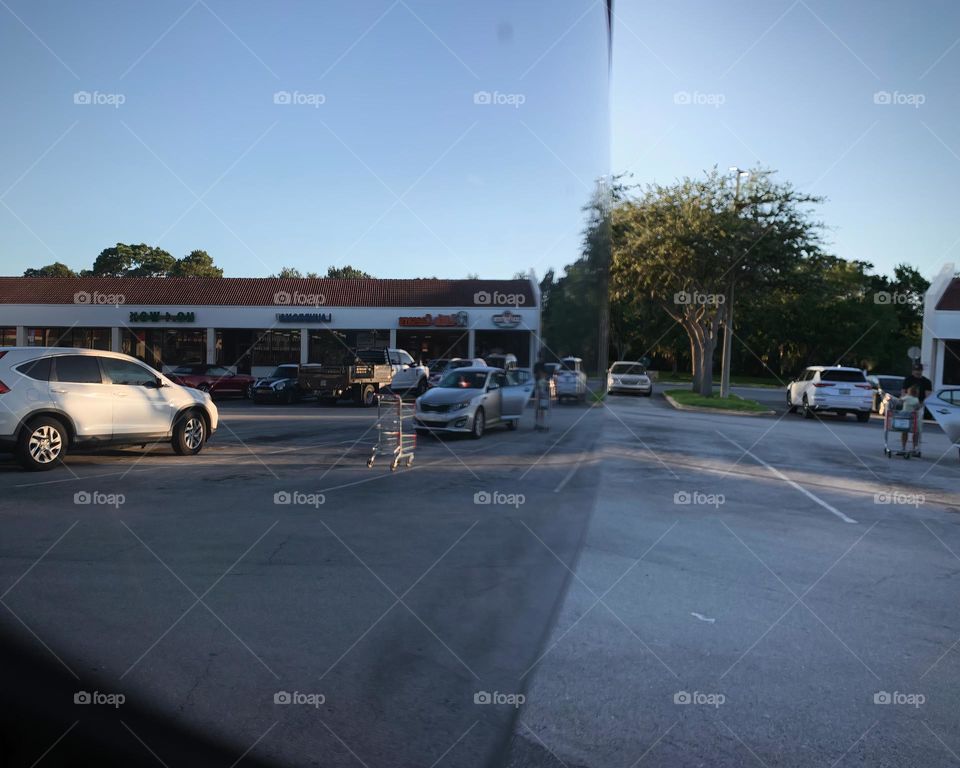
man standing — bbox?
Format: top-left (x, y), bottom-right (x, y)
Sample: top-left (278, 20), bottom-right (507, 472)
top-left (902, 363), bottom-right (933, 403)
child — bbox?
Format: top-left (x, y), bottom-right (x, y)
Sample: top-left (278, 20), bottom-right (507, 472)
top-left (898, 385), bottom-right (921, 452)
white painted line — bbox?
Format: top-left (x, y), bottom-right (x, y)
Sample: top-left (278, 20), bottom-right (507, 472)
top-left (717, 433), bottom-right (858, 524)
top-left (553, 451), bottom-right (587, 493)
top-left (691, 612), bottom-right (716, 623)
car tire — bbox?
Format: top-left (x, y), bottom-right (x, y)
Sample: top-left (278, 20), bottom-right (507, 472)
top-left (506, 419), bottom-right (517, 431)
top-left (471, 408), bottom-right (485, 439)
top-left (360, 384), bottom-right (377, 407)
top-left (245, 384), bottom-right (253, 399)
top-left (283, 389), bottom-right (295, 405)
top-left (416, 377), bottom-right (427, 396)
top-left (786, 393), bottom-right (797, 414)
top-left (856, 411), bottom-right (870, 423)
top-left (172, 411), bottom-right (206, 456)
top-left (17, 415), bottom-right (67, 471)
top-left (802, 396), bottom-right (813, 419)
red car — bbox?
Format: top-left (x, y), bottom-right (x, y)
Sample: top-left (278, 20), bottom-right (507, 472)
top-left (168, 364), bottom-right (255, 398)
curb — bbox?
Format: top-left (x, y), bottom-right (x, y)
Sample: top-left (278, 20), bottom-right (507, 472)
top-left (663, 392), bottom-right (775, 417)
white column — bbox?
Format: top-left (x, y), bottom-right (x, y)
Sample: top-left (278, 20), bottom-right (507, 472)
top-left (467, 329), bottom-right (475, 358)
top-left (206, 328), bottom-right (217, 364)
top-left (16, 326), bottom-right (26, 345)
top-left (300, 328), bottom-right (309, 364)
top-left (111, 327), bottom-right (121, 352)
top-left (389, 328), bottom-right (397, 349)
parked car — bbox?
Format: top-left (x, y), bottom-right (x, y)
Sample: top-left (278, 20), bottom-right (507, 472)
top-left (427, 357), bottom-right (486, 387)
top-left (251, 364), bottom-right (303, 404)
top-left (926, 388), bottom-right (960, 460)
top-left (386, 348), bottom-right (430, 396)
top-left (556, 357), bottom-right (588, 403)
top-left (0, 347), bottom-right (218, 471)
top-left (414, 366), bottom-right (529, 438)
top-left (786, 366), bottom-right (873, 421)
top-left (866, 374), bottom-right (905, 412)
top-left (167, 363), bottom-right (255, 398)
top-left (607, 361), bottom-right (653, 396)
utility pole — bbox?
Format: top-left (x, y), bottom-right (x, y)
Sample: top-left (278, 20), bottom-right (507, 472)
top-left (596, 177), bottom-right (612, 392)
top-left (720, 167), bottom-right (749, 399)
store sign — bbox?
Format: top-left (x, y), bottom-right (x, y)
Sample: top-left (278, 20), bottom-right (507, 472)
top-left (492, 310), bottom-right (523, 328)
top-left (398, 311), bottom-right (468, 328)
top-left (128, 311), bottom-right (196, 323)
top-left (276, 312), bottom-right (333, 323)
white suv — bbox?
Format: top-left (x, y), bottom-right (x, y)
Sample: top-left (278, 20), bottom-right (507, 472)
top-left (0, 347), bottom-right (219, 471)
top-left (786, 366), bottom-right (873, 422)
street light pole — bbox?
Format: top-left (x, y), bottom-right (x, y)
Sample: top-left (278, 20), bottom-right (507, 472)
top-left (720, 167), bottom-right (749, 399)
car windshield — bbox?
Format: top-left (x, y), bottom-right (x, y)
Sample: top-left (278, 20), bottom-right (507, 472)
top-left (561, 359), bottom-right (579, 371)
top-left (611, 363), bottom-right (645, 375)
top-left (821, 369), bottom-right (866, 383)
top-left (448, 359), bottom-right (474, 370)
top-left (437, 370), bottom-right (487, 389)
top-left (171, 365), bottom-right (198, 374)
top-left (878, 377), bottom-right (904, 390)
top-left (268, 366), bottom-right (297, 378)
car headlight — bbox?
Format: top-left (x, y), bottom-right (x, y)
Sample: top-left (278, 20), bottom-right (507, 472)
top-left (452, 400), bottom-right (473, 410)
top-left (271, 381), bottom-right (286, 390)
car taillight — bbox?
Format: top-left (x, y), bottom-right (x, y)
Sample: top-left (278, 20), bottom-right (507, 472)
top-left (855, 384), bottom-right (872, 389)
top-left (0, 380), bottom-right (9, 394)
top-left (814, 382), bottom-right (832, 387)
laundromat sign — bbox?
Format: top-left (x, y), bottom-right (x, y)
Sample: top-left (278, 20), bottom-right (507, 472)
top-left (128, 310), bottom-right (196, 323)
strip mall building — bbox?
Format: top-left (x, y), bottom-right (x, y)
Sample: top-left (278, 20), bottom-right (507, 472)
top-left (0, 276), bottom-right (541, 377)
top-left (922, 263), bottom-right (960, 388)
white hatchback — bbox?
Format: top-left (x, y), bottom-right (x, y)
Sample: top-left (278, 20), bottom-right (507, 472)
top-left (786, 366), bottom-right (873, 421)
top-left (0, 347), bottom-right (219, 471)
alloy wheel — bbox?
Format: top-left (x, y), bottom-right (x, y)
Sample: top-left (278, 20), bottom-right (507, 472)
top-left (29, 425), bottom-right (63, 464)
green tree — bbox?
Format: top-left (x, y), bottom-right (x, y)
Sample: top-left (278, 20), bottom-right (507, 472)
top-left (271, 267), bottom-right (319, 278)
top-left (23, 262), bottom-right (77, 277)
top-left (92, 243), bottom-right (175, 277)
top-left (326, 265), bottom-right (372, 279)
top-left (170, 250), bottom-right (223, 277)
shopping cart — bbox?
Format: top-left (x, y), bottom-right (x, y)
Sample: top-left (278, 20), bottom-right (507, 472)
top-left (883, 407), bottom-right (921, 459)
top-left (367, 393), bottom-right (416, 470)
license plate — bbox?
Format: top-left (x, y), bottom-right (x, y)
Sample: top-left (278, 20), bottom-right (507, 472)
top-left (839, 388), bottom-right (850, 395)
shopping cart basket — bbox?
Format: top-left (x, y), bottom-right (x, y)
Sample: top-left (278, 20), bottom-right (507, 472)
top-left (883, 409), bottom-right (921, 459)
top-left (367, 393), bottom-right (416, 470)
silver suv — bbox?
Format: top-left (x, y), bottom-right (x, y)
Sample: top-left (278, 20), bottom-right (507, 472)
top-left (0, 347), bottom-right (219, 471)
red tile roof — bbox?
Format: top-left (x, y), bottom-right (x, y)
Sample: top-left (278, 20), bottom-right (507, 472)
top-left (935, 278), bottom-right (960, 310)
top-left (0, 277), bottom-right (537, 307)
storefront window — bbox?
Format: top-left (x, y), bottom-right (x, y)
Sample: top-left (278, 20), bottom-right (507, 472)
top-left (395, 330), bottom-right (469, 363)
top-left (250, 330), bottom-right (300, 368)
top-left (26, 327), bottom-right (110, 350)
top-left (474, 330), bottom-right (531, 366)
top-left (0, 328), bottom-right (15, 346)
top-left (309, 329), bottom-right (389, 363)
top-left (944, 340), bottom-right (960, 385)
top-left (122, 329), bottom-right (206, 369)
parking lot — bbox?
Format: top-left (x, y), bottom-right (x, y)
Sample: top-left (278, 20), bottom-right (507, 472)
top-left (2, 392), bottom-right (959, 767)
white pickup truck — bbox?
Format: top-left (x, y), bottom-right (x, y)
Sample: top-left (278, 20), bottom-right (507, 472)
top-left (386, 348), bottom-right (430, 396)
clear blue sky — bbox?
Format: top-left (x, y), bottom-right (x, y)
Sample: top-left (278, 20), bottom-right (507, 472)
top-left (0, 1), bottom-right (610, 279)
top-left (612, 0), bottom-right (960, 282)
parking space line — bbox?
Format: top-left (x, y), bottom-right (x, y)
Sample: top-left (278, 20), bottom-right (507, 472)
top-left (553, 451), bottom-right (587, 493)
top-left (717, 432), bottom-right (858, 524)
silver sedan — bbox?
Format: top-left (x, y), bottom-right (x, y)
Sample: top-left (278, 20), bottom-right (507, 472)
top-left (414, 367), bottom-right (530, 438)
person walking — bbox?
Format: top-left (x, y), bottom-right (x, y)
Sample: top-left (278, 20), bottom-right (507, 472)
top-left (902, 363), bottom-right (933, 404)
top-left (534, 368), bottom-right (550, 431)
